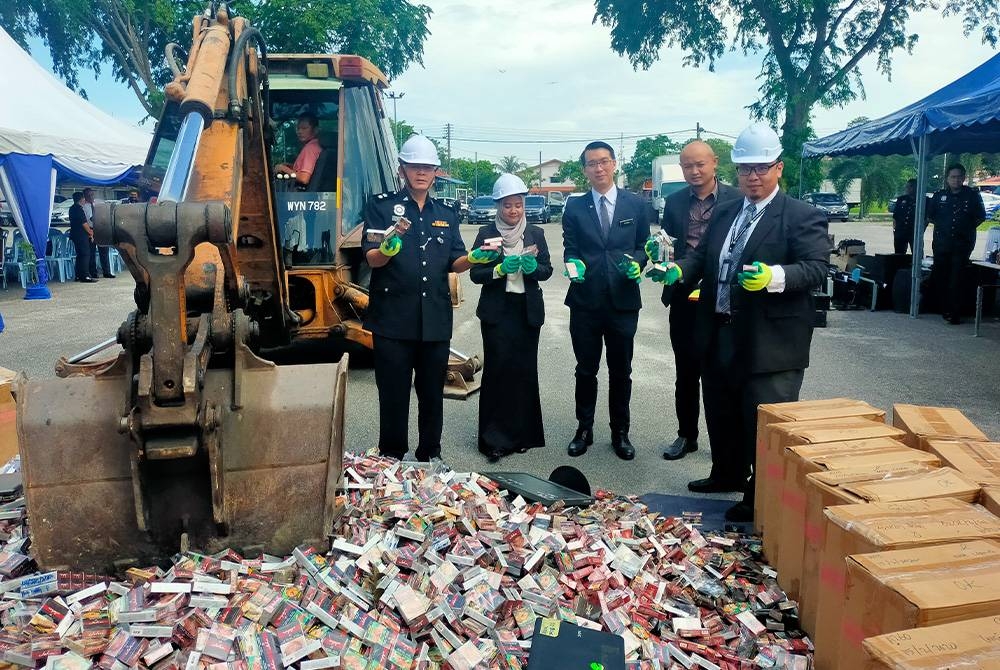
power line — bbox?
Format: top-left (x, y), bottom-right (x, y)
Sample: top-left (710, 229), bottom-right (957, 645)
top-left (425, 130), bottom-right (698, 145)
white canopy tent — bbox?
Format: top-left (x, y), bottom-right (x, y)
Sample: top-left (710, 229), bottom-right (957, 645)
top-left (0, 26), bottom-right (151, 299)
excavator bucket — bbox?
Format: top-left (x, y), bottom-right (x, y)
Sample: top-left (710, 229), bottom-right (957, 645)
top-left (16, 355), bottom-right (347, 572)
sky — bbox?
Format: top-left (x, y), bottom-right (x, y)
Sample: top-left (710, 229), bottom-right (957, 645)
top-left (23, 0), bottom-right (998, 168)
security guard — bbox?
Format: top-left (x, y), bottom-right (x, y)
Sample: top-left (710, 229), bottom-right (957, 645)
top-left (362, 135), bottom-right (498, 460)
top-left (927, 163), bottom-right (986, 324)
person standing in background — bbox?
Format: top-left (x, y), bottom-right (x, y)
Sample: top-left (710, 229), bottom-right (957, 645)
top-left (69, 191), bottom-right (96, 283)
top-left (83, 187), bottom-right (114, 278)
top-left (892, 178), bottom-right (918, 254)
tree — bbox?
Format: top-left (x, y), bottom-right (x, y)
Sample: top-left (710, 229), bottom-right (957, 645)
top-left (3, 0), bottom-right (432, 118)
top-left (826, 119), bottom-right (916, 216)
top-left (695, 137), bottom-right (737, 186)
top-left (390, 119), bottom-right (417, 147)
top-left (593, 0), bottom-right (1000, 194)
top-left (448, 158), bottom-right (499, 196)
top-left (622, 135), bottom-right (682, 190)
top-left (554, 160), bottom-right (590, 191)
top-left (495, 156), bottom-right (526, 174)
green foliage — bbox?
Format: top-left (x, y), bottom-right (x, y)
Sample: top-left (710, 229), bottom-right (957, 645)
top-left (681, 137), bottom-right (738, 186)
top-left (555, 160), bottom-right (589, 190)
top-left (448, 158), bottom-right (499, 196)
top-left (519, 168), bottom-right (541, 188)
top-left (592, 0), bottom-right (1000, 195)
top-left (495, 156), bottom-right (526, 174)
top-left (17, 241), bottom-right (39, 284)
top-left (828, 155), bottom-right (915, 217)
top-left (623, 135), bottom-right (682, 190)
top-left (3, 0), bottom-right (432, 118)
top-left (390, 120), bottom-right (417, 148)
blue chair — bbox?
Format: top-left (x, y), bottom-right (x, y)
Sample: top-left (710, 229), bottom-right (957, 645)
top-left (5, 231), bottom-right (37, 289)
top-left (46, 231), bottom-right (75, 282)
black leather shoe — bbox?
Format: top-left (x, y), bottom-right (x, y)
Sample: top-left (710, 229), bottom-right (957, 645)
top-left (611, 431), bottom-right (635, 460)
top-left (724, 501), bottom-right (754, 523)
top-left (687, 477), bottom-right (743, 493)
top-left (76, 277), bottom-right (98, 283)
top-left (663, 436), bottom-right (698, 461)
top-left (567, 428), bottom-right (593, 457)
top-left (103, 273), bottom-right (115, 279)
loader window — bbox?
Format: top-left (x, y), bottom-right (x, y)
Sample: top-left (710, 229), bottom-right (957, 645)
top-left (140, 101), bottom-right (184, 194)
top-left (341, 86), bottom-right (398, 237)
top-left (271, 91), bottom-right (340, 265)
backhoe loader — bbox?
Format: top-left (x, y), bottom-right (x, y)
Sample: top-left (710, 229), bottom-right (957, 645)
top-left (15, 4), bottom-right (479, 571)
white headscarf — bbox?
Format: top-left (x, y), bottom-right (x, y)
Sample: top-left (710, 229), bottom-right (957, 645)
top-left (495, 197), bottom-right (527, 294)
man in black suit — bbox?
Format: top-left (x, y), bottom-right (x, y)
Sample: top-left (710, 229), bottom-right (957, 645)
top-left (655, 141), bottom-right (742, 461)
top-left (659, 124), bottom-right (829, 522)
top-left (563, 141), bottom-right (652, 460)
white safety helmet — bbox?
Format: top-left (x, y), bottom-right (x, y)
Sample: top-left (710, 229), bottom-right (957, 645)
top-left (398, 134), bottom-right (441, 166)
top-left (731, 123), bottom-right (783, 164)
top-left (492, 173), bottom-right (529, 201)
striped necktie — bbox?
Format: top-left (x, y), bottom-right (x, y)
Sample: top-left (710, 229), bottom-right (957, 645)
top-left (717, 203), bottom-right (758, 314)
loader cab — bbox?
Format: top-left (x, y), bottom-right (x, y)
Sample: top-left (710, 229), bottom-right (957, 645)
top-left (267, 55), bottom-right (399, 269)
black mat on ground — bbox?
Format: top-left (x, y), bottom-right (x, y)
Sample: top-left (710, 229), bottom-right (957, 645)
top-left (640, 493), bottom-right (752, 533)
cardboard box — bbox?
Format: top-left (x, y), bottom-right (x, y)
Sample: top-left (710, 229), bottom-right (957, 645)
top-left (810, 499), bottom-right (1000, 670)
top-left (925, 439), bottom-right (1000, 486)
top-left (839, 540), bottom-right (1000, 670)
top-left (892, 403), bottom-right (989, 450)
top-left (754, 399), bottom-right (886, 535)
top-left (0, 367), bottom-right (17, 465)
top-left (758, 415), bottom-right (904, 564)
top-left (799, 466), bottom-right (980, 635)
top-left (862, 614), bottom-right (1000, 670)
top-left (776, 440), bottom-right (940, 601)
top-left (984, 487), bottom-right (1000, 519)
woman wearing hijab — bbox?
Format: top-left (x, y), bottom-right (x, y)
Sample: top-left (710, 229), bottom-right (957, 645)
top-left (470, 174), bottom-right (553, 462)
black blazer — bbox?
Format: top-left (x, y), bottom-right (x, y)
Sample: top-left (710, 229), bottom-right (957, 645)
top-left (678, 190), bottom-right (830, 374)
top-left (470, 224), bottom-right (553, 328)
top-left (562, 188), bottom-right (652, 312)
top-left (660, 181), bottom-right (742, 307)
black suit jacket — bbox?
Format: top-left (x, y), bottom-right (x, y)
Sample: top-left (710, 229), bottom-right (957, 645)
top-left (661, 181), bottom-right (742, 307)
top-left (470, 224), bottom-right (553, 328)
top-left (562, 188), bottom-right (652, 311)
top-left (677, 190), bottom-right (829, 374)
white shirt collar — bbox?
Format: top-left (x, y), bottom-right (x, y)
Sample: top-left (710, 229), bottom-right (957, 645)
top-left (592, 184), bottom-right (618, 209)
top-left (741, 184), bottom-right (779, 213)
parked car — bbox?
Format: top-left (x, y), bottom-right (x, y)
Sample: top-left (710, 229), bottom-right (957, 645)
top-left (439, 197), bottom-right (468, 222)
top-left (981, 191), bottom-right (1000, 219)
top-left (524, 195), bottom-right (551, 224)
top-left (50, 199), bottom-right (74, 224)
top-left (467, 196), bottom-right (497, 224)
top-left (547, 193), bottom-right (565, 216)
top-left (802, 192), bottom-right (850, 221)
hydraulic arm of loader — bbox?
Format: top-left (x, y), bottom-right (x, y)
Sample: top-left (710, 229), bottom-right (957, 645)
top-left (16, 6), bottom-right (346, 571)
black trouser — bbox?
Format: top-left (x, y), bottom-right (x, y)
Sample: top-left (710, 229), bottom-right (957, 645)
top-left (893, 227), bottom-right (913, 255)
top-left (373, 334), bottom-right (450, 461)
top-left (72, 234), bottom-right (91, 280)
top-left (98, 246), bottom-right (112, 276)
top-left (933, 249), bottom-right (971, 317)
top-left (701, 319), bottom-right (804, 501)
top-left (668, 293), bottom-right (701, 440)
top-left (569, 306), bottom-right (639, 434)
top-left (88, 240), bottom-right (99, 279)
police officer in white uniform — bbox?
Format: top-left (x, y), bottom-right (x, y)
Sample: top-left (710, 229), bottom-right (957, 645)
top-left (362, 135), bottom-right (499, 460)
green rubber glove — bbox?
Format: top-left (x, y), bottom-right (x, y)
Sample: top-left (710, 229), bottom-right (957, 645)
top-left (468, 248), bottom-right (500, 264)
top-left (738, 261), bottom-right (772, 291)
top-left (623, 259), bottom-right (642, 282)
top-left (564, 257), bottom-right (586, 282)
top-left (643, 236), bottom-right (660, 261)
top-left (520, 255), bottom-right (538, 274)
top-left (497, 254), bottom-right (522, 276)
top-left (379, 235), bottom-right (402, 257)
top-left (660, 263), bottom-right (683, 285)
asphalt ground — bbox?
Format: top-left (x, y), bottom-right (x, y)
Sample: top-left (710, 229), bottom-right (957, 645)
top-left (1, 219), bottom-right (997, 500)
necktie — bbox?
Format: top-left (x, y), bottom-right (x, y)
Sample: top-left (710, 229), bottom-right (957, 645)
top-left (599, 195), bottom-right (611, 239)
top-left (717, 203), bottom-right (758, 314)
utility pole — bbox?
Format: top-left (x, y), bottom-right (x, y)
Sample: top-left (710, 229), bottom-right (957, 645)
top-left (619, 132), bottom-right (625, 188)
top-left (696, 122), bottom-right (703, 140)
top-left (444, 123), bottom-right (453, 175)
top-left (538, 150), bottom-right (542, 188)
top-left (386, 91), bottom-right (404, 147)
top-left (474, 151), bottom-right (478, 195)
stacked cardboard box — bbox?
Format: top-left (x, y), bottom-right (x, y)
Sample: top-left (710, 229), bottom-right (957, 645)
top-left (0, 368), bottom-right (16, 465)
top-left (775, 440), bottom-right (941, 602)
top-left (753, 399), bottom-right (886, 538)
top-left (892, 404), bottom-right (989, 450)
top-left (758, 416), bottom-right (905, 566)
top-left (809, 499), bottom-right (1000, 670)
top-left (838, 540), bottom-right (1000, 669)
top-left (925, 439), bottom-right (1000, 486)
top-left (863, 614), bottom-right (1000, 669)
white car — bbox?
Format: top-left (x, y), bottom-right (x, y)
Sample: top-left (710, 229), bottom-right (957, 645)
top-left (980, 191), bottom-right (1000, 219)
top-left (50, 199), bottom-right (74, 224)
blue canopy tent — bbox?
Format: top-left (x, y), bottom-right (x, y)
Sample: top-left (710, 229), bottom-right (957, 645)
top-left (0, 27), bottom-right (150, 302)
top-left (802, 52), bottom-right (1000, 317)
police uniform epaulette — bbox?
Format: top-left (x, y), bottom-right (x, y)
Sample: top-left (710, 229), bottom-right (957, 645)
top-left (376, 193), bottom-right (389, 200)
